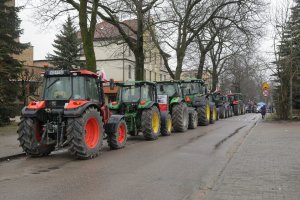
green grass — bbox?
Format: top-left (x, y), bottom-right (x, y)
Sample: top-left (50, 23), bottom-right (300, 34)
top-left (0, 122), bottom-right (18, 136)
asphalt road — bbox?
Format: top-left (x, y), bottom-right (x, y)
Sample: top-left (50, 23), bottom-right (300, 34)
top-left (0, 113), bottom-right (260, 200)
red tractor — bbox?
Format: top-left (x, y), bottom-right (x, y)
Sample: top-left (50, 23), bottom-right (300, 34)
top-left (18, 69), bottom-right (127, 159)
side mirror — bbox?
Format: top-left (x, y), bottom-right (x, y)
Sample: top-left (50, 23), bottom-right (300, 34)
top-left (109, 79), bottom-right (115, 90)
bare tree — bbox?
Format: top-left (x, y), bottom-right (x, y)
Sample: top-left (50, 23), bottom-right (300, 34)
top-left (150, 0), bottom-right (265, 80)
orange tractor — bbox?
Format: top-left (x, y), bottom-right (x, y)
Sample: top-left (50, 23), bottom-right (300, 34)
top-left (18, 69), bottom-right (127, 159)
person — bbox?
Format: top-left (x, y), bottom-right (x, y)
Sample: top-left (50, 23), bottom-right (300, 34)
top-left (261, 104), bottom-right (266, 119)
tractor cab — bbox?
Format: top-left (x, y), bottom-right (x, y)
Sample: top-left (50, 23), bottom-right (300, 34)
top-left (228, 93), bottom-right (246, 115)
top-left (29, 70), bottom-right (104, 112)
top-left (156, 81), bottom-right (183, 99)
top-left (110, 81), bottom-right (157, 114)
top-left (181, 79), bottom-right (206, 107)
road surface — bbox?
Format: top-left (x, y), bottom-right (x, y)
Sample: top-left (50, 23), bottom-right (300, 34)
top-left (0, 114), bottom-right (260, 200)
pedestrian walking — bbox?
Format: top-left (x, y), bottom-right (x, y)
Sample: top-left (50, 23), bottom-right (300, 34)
top-left (261, 104), bottom-right (266, 119)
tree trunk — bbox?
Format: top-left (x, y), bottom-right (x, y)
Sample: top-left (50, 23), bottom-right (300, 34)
top-left (83, 35), bottom-right (96, 72)
top-left (197, 53), bottom-right (206, 79)
top-left (211, 66), bottom-right (218, 92)
top-left (135, 4), bottom-right (144, 81)
top-left (175, 51), bottom-right (185, 80)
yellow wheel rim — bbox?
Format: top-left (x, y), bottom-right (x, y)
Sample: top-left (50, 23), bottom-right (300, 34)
top-left (213, 108), bottom-right (217, 120)
top-left (152, 112), bottom-right (159, 134)
top-left (167, 117), bottom-right (172, 133)
top-left (206, 104), bottom-right (210, 121)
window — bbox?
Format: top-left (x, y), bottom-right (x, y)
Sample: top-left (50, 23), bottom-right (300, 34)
top-left (149, 50), bottom-right (152, 63)
top-left (160, 74), bottom-right (162, 81)
top-left (164, 75), bottom-right (167, 80)
top-left (144, 69), bottom-right (146, 80)
top-left (154, 53), bottom-right (156, 64)
top-left (160, 55), bottom-right (163, 65)
top-left (128, 65), bottom-right (132, 79)
top-left (155, 72), bottom-right (157, 81)
top-left (149, 71), bottom-right (152, 81)
top-left (86, 77), bottom-right (100, 101)
top-left (128, 48), bottom-right (131, 56)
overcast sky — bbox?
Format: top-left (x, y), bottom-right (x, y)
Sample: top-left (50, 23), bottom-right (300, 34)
top-left (16, 0), bottom-right (285, 61)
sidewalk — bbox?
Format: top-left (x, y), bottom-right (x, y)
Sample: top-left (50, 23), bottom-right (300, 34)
top-left (207, 121), bottom-right (300, 200)
top-left (0, 125), bottom-right (24, 159)
top-left (0, 134), bottom-right (23, 158)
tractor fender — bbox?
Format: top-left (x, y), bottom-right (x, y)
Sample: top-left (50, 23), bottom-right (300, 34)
top-left (197, 95), bottom-right (208, 107)
top-left (188, 107), bottom-right (196, 114)
top-left (105, 115), bottom-right (124, 134)
top-left (170, 97), bottom-right (183, 105)
top-left (141, 101), bottom-right (159, 109)
top-left (21, 107), bottom-right (39, 117)
top-left (64, 102), bottom-right (100, 118)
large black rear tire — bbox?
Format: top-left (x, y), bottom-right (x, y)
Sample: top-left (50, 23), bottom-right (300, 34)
top-left (172, 102), bottom-right (189, 132)
top-left (67, 107), bottom-right (103, 159)
top-left (18, 117), bottom-right (55, 157)
top-left (161, 113), bottom-right (172, 136)
top-left (188, 110), bottom-right (198, 129)
top-left (107, 119), bottom-right (128, 150)
top-left (142, 106), bottom-right (161, 140)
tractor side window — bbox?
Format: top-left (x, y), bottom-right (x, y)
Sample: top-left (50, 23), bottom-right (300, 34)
top-left (86, 77), bottom-right (100, 101)
top-left (72, 77), bottom-right (85, 100)
top-left (141, 85), bottom-right (153, 101)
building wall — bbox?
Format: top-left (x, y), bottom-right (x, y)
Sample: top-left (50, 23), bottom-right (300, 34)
top-left (13, 46), bottom-right (34, 66)
top-left (80, 36), bottom-right (171, 82)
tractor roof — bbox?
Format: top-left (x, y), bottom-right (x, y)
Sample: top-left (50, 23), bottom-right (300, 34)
top-left (156, 80), bottom-right (181, 84)
top-left (228, 93), bottom-right (243, 96)
top-left (116, 81), bottom-right (156, 86)
top-left (181, 79), bottom-right (205, 84)
top-left (44, 69), bottom-right (98, 78)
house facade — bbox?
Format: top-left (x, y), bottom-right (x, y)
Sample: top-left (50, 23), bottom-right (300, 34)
top-left (79, 19), bottom-right (170, 82)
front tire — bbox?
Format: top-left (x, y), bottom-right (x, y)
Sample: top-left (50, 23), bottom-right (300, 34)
top-left (188, 110), bottom-right (198, 129)
top-left (172, 102), bottom-right (189, 132)
top-left (18, 117), bottom-right (55, 157)
top-left (142, 106), bottom-right (161, 140)
top-left (197, 102), bottom-right (210, 126)
top-left (161, 113), bottom-right (172, 136)
top-left (210, 106), bottom-right (217, 124)
top-left (67, 107), bottom-right (103, 159)
top-left (107, 119), bottom-right (128, 150)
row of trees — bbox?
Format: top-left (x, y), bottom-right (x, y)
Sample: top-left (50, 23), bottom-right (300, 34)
top-left (30, 0), bottom-right (266, 90)
top-left (272, 0), bottom-right (300, 119)
top-left (0, 0), bottom-right (28, 125)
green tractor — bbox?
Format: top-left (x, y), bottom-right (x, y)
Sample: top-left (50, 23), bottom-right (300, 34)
top-left (181, 80), bottom-right (217, 126)
top-left (156, 81), bottom-right (197, 132)
top-left (212, 92), bottom-right (233, 119)
top-left (228, 93), bottom-right (246, 115)
top-left (109, 81), bottom-right (162, 140)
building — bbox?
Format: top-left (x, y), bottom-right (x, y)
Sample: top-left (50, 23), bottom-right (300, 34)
top-left (79, 19), bottom-right (170, 82)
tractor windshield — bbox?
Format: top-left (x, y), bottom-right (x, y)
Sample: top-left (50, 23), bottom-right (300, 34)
top-left (121, 86), bottom-right (141, 103)
top-left (157, 84), bottom-right (179, 97)
top-left (182, 82), bottom-right (203, 95)
top-left (43, 76), bottom-right (86, 100)
top-left (120, 84), bottom-right (153, 103)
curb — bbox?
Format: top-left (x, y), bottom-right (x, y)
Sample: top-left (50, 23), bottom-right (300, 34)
top-left (0, 153), bottom-right (26, 162)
